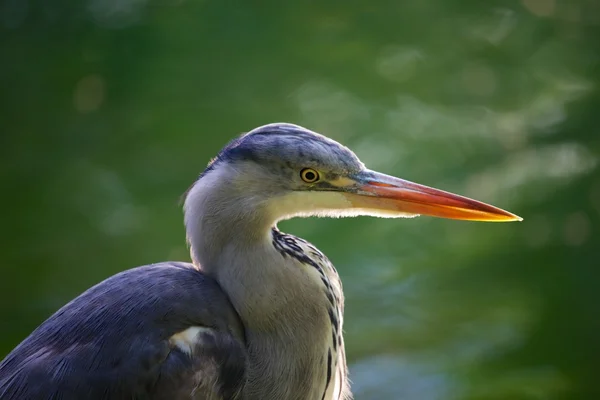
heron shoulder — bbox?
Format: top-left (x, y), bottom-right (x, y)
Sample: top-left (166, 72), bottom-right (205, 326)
top-left (0, 262), bottom-right (246, 399)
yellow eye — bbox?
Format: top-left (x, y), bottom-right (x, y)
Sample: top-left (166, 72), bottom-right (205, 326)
top-left (300, 168), bottom-right (320, 183)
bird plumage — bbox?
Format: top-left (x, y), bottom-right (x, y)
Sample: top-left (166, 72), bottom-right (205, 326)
top-left (1, 123), bottom-right (357, 400)
top-left (270, 228), bottom-right (349, 400)
top-left (0, 263), bottom-right (246, 399)
top-left (0, 122), bottom-right (520, 399)
top-left (182, 123), bottom-right (360, 399)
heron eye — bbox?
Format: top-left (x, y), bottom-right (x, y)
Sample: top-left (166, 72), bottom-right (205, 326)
top-left (300, 168), bottom-right (320, 183)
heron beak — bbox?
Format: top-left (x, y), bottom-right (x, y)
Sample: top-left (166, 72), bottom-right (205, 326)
top-left (341, 170), bottom-right (522, 222)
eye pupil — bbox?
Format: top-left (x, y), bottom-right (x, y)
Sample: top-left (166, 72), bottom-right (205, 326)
top-left (301, 168), bottom-right (319, 183)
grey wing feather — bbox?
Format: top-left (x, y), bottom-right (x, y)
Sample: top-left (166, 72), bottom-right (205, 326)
top-left (0, 262), bottom-right (246, 400)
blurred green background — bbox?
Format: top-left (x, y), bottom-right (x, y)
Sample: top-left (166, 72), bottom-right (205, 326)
top-left (1, 0), bottom-right (599, 399)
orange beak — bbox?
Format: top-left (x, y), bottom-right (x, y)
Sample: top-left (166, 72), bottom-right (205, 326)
top-left (342, 170), bottom-right (521, 222)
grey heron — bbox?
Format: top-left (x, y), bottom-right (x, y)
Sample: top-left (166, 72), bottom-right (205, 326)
top-left (0, 123), bottom-right (521, 399)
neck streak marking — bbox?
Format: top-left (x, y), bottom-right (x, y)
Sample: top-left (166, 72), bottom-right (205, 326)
top-left (270, 228), bottom-right (344, 400)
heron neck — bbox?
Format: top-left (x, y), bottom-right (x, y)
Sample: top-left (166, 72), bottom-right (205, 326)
top-left (184, 171), bottom-right (338, 399)
top-left (184, 167), bottom-right (276, 271)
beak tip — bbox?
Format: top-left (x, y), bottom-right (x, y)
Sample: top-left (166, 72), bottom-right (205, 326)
top-left (498, 212), bottom-right (522, 222)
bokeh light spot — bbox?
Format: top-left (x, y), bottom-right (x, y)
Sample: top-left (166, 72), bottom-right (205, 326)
top-left (522, 0), bottom-right (555, 17)
top-left (73, 74), bottom-right (105, 114)
top-left (376, 46), bottom-right (423, 83)
top-left (88, 0), bottom-right (147, 29)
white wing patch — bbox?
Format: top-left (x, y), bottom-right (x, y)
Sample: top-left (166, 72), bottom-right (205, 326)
top-left (169, 326), bottom-right (213, 355)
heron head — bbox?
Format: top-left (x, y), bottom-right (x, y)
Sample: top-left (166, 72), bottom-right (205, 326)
top-left (188, 123), bottom-right (521, 224)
